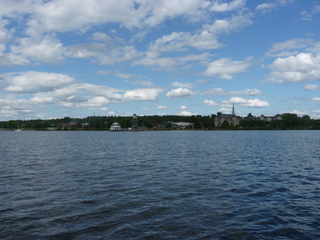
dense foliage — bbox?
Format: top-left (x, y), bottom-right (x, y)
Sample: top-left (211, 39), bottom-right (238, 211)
top-left (0, 113), bottom-right (319, 130)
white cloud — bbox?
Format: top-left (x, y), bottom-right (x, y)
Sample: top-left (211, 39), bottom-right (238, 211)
top-left (166, 88), bottom-right (196, 98)
top-left (0, 96), bottom-right (39, 117)
top-left (203, 57), bottom-right (252, 79)
top-left (0, 52), bottom-right (30, 67)
top-left (142, 0), bottom-right (210, 27)
top-left (265, 51), bottom-right (299, 58)
top-left (150, 30), bottom-right (222, 52)
top-left (202, 88), bottom-right (261, 96)
top-left (261, 77), bottom-right (285, 84)
top-left (30, 95), bottom-right (55, 104)
top-left (204, 100), bottom-right (218, 106)
top-left (113, 70), bottom-right (135, 79)
top-left (304, 84), bottom-right (319, 91)
top-left (64, 96), bottom-right (110, 108)
top-left (1, 0), bottom-right (317, 120)
top-left (67, 43), bottom-right (140, 65)
top-left (178, 110), bottom-right (197, 116)
top-left (93, 32), bottom-right (125, 45)
top-left (222, 97), bottom-right (269, 107)
top-left (92, 32), bottom-right (113, 42)
top-left (301, 4), bottom-right (320, 20)
top-left (11, 0), bottom-right (248, 35)
top-left (10, 34), bottom-right (65, 64)
top-left (179, 105), bottom-right (187, 110)
top-left (218, 107), bottom-right (231, 114)
top-left (0, 0), bottom-right (212, 34)
top-left (0, 19), bottom-right (28, 66)
top-left (52, 84), bottom-right (120, 99)
top-left (95, 70), bottom-right (111, 75)
top-left (95, 69), bottom-right (135, 79)
top-left (0, 18), bottom-right (12, 46)
top-left (2, 71), bottom-right (75, 93)
top-left (196, 79), bottom-right (213, 84)
top-left (210, 0), bottom-right (246, 12)
top-left (265, 41), bottom-right (320, 86)
top-left (267, 53), bottom-right (320, 82)
top-left (11, 84), bottom-right (163, 111)
top-left (170, 81), bottom-right (194, 88)
top-left (268, 38), bottom-right (313, 54)
top-left (28, 83), bottom-right (124, 106)
top-left (124, 88), bottom-right (164, 101)
top-left (291, 110), bottom-right (307, 115)
top-left (256, 3), bottom-right (275, 11)
top-left (132, 80), bottom-right (155, 87)
top-left (149, 14), bottom-right (252, 53)
top-left (132, 52), bottom-right (210, 71)
top-left (312, 97), bottom-right (320, 102)
top-left (157, 105), bottom-right (168, 110)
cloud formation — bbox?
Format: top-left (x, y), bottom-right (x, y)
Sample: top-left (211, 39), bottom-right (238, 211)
top-left (267, 53), bottom-right (320, 82)
top-left (124, 88), bottom-right (164, 101)
top-left (222, 97), bottom-right (269, 107)
top-left (304, 84), bottom-right (319, 91)
top-left (204, 100), bottom-right (219, 106)
top-left (170, 81), bottom-right (194, 88)
top-left (203, 57), bottom-right (252, 79)
top-left (202, 88), bottom-right (261, 96)
top-left (166, 88), bottom-right (196, 98)
top-left (2, 71), bottom-right (75, 93)
top-left (0, 0), bottom-right (318, 119)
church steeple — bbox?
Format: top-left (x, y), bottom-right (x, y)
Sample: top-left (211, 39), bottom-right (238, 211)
top-left (232, 104), bottom-right (235, 116)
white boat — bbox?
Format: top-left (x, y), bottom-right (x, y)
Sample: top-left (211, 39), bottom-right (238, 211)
top-left (109, 122), bottom-right (122, 131)
top-left (15, 121), bottom-right (22, 131)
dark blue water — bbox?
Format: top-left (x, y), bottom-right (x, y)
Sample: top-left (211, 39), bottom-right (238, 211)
top-left (1, 130), bottom-right (320, 239)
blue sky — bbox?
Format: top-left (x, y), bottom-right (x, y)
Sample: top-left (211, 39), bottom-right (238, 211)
top-left (0, 0), bottom-right (320, 120)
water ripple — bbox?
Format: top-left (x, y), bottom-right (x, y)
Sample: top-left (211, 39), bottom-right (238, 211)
top-left (1, 130), bottom-right (320, 239)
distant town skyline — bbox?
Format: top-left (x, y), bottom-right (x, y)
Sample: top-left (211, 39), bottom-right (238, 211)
top-left (0, 0), bottom-right (320, 121)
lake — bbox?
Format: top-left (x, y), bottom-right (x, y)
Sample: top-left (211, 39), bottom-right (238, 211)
top-left (1, 130), bottom-right (319, 239)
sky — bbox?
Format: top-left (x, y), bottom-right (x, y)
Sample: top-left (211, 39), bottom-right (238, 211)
top-left (0, 0), bottom-right (320, 121)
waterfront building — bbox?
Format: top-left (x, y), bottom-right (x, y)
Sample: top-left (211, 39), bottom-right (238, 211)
top-left (260, 114), bottom-right (282, 121)
top-left (214, 104), bottom-right (242, 127)
top-left (170, 122), bottom-right (193, 129)
top-left (109, 122), bottom-right (122, 131)
top-left (131, 114), bottom-right (139, 131)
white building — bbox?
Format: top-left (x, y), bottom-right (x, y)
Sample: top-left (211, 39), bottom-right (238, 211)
top-left (260, 114), bottom-right (282, 121)
top-left (214, 104), bottom-right (241, 127)
top-left (170, 122), bottom-right (193, 129)
top-left (109, 122), bottom-right (122, 131)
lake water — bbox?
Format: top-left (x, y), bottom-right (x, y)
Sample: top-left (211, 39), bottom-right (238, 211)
top-left (1, 130), bottom-right (320, 239)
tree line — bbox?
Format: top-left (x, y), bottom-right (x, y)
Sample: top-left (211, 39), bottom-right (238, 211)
top-left (0, 113), bottom-right (319, 130)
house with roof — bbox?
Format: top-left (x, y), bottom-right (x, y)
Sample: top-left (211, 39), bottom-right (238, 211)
top-left (214, 105), bottom-right (242, 127)
top-left (170, 122), bottom-right (193, 129)
top-left (260, 114), bottom-right (282, 121)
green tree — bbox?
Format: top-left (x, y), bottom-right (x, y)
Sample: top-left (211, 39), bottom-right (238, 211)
top-left (281, 113), bottom-right (299, 129)
top-left (221, 120), bottom-right (229, 129)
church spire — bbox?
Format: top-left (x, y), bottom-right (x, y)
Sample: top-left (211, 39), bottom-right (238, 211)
top-left (232, 104), bottom-right (235, 116)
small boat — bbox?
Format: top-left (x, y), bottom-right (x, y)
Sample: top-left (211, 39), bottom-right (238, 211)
top-left (15, 121), bottom-right (22, 131)
top-left (109, 122), bottom-right (122, 131)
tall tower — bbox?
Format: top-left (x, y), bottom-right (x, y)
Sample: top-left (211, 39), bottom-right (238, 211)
top-left (232, 104), bottom-right (235, 116)
top-left (131, 114), bottom-right (139, 131)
